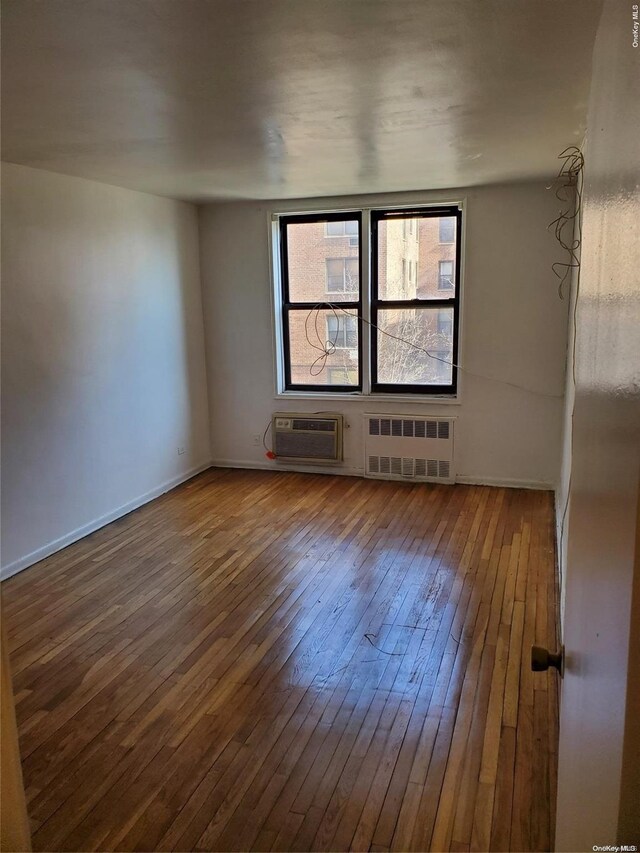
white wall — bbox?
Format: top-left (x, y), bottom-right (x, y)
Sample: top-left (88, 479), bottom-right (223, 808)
top-left (1, 163), bottom-right (211, 578)
top-left (199, 182), bottom-right (569, 488)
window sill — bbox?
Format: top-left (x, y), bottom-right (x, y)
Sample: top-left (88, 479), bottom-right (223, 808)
top-left (274, 391), bottom-right (461, 405)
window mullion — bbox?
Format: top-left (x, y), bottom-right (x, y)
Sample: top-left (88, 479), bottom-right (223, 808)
top-left (361, 208), bottom-right (371, 395)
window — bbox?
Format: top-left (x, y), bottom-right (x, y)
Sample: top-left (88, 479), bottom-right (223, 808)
top-left (326, 220), bottom-right (358, 238)
top-left (439, 217), bottom-right (456, 243)
top-left (327, 314), bottom-right (358, 349)
top-left (328, 367), bottom-right (358, 385)
top-left (279, 213), bottom-right (362, 391)
top-left (326, 258), bottom-right (359, 294)
top-left (438, 260), bottom-right (454, 290)
top-left (276, 206), bottom-right (461, 395)
top-left (437, 309), bottom-right (453, 338)
top-left (372, 208), bottom-right (460, 393)
top-left (402, 218), bottom-right (417, 239)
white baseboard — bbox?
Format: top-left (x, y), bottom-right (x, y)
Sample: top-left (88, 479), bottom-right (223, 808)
top-left (0, 461), bottom-right (212, 582)
top-left (211, 459), bottom-right (553, 491)
top-left (456, 474), bottom-right (554, 491)
top-left (211, 458), bottom-right (365, 478)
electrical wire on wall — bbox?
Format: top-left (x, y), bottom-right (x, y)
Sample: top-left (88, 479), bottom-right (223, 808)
top-left (547, 145), bottom-right (585, 602)
top-left (547, 146), bottom-right (585, 301)
top-left (303, 300), bottom-right (563, 400)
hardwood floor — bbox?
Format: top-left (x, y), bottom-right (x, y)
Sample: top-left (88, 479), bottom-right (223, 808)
top-left (3, 469), bottom-right (559, 852)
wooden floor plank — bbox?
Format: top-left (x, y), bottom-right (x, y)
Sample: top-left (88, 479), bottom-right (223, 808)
top-left (3, 469), bottom-right (559, 852)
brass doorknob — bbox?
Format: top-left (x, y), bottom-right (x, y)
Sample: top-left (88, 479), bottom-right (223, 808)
top-left (531, 645), bottom-right (564, 676)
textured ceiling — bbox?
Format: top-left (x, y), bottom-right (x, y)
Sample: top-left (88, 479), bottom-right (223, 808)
top-left (1, 0), bottom-right (603, 201)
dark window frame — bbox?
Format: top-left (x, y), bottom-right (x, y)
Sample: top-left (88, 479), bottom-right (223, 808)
top-left (280, 212), bottom-right (363, 393)
top-left (370, 206), bottom-right (462, 395)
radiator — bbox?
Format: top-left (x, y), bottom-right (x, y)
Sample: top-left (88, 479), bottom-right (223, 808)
top-left (364, 414), bottom-right (455, 483)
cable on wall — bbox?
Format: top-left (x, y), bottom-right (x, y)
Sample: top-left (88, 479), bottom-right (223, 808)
top-left (305, 301), bottom-right (564, 400)
top-left (547, 146), bottom-right (585, 300)
top-left (549, 146), bottom-right (585, 591)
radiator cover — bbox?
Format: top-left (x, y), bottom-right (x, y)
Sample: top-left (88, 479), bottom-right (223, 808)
top-left (364, 415), bottom-right (455, 483)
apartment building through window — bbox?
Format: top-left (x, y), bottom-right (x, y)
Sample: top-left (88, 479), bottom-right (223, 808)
top-left (439, 216), bottom-right (456, 243)
top-left (326, 313), bottom-right (358, 349)
top-left (438, 260), bottom-right (455, 290)
top-left (326, 257), bottom-right (359, 294)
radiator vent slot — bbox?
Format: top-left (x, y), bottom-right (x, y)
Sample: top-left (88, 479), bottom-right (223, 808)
top-left (364, 415), bottom-right (455, 483)
top-left (369, 417), bottom-right (451, 441)
top-left (367, 456), bottom-right (453, 482)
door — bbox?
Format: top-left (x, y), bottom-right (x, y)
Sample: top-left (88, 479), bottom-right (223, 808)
top-left (555, 1), bottom-right (640, 849)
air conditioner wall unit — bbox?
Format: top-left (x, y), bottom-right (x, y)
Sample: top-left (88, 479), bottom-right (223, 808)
top-left (364, 414), bottom-right (455, 484)
top-left (272, 413), bottom-right (343, 464)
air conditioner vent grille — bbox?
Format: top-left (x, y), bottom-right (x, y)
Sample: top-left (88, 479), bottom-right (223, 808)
top-left (272, 413), bottom-right (343, 463)
top-left (291, 418), bottom-right (334, 432)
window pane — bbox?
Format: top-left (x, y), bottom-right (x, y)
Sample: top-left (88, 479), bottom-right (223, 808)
top-left (438, 259), bottom-right (455, 290)
top-left (288, 308), bottom-right (359, 386)
top-left (377, 215), bottom-right (457, 300)
top-left (328, 367), bottom-right (358, 384)
top-left (439, 217), bottom-right (456, 243)
top-left (286, 219), bottom-right (360, 303)
top-left (376, 307), bottom-right (453, 385)
top-left (325, 257), bottom-right (359, 294)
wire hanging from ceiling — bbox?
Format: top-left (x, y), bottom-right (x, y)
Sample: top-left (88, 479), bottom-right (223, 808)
top-left (547, 145), bottom-right (584, 300)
